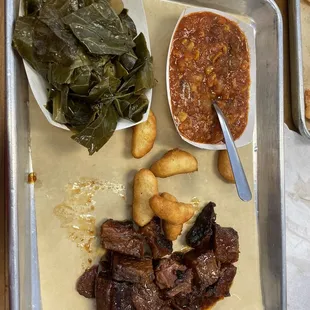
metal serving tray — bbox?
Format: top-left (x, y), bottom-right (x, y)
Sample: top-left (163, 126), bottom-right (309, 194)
top-left (289, 0), bottom-right (310, 139)
top-left (5, 0), bottom-right (285, 309)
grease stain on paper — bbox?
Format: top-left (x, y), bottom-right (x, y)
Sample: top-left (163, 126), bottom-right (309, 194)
top-left (54, 178), bottom-right (125, 261)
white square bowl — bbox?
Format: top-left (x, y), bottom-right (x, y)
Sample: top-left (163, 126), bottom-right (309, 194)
top-left (166, 7), bottom-right (256, 150)
top-left (21, 0), bottom-right (152, 131)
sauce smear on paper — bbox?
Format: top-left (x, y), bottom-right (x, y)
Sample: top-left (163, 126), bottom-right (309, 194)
top-left (54, 178), bottom-right (126, 260)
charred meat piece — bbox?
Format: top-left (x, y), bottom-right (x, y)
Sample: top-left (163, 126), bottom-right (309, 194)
top-left (200, 264), bottom-right (237, 309)
top-left (97, 276), bottom-right (134, 310)
top-left (155, 258), bottom-right (193, 298)
top-left (111, 281), bottom-right (134, 310)
top-left (212, 263), bottom-right (237, 298)
top-left (170, 286), bottom-right (203, 310)
top-left (184, 250), bottom-right (220, 289)
top-left (140, 217), bottom-right (173, 259)
top-left (96, 266), bottom-right (113, 310)
top-left (96, 277), bottom-right (113, 310)
top-left (132, 282), bottom-right (164, 310)
top-left (214, 224), bottom-right (239, 263)
top-left (186, 202), bottom-right (216, 249)
top-left (76, 265), bottom-right (98, 298)
top-left (101, 219), bottom-right (144, 258)
top-left (165, 269), bottom-right (193, 298)
top-left (112, 253), bottom-right (155, 284)
top-left (99, 259), bottom-right (112, 278)
top-left (155, 258), bottom-right (186, 289)
top-left (79, 206), bottom-right (240, 309)
top-left (169, 252), bottom-right (184, 264)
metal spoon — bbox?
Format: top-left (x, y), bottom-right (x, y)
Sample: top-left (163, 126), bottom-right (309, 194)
top-left (212, 102), bottom-right (252, 202)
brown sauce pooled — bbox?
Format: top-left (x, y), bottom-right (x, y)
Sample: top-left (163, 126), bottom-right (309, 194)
top-left (170, 12), bottom-right (250, 144)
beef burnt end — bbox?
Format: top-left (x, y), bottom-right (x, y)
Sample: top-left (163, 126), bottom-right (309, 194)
top-left (140, 217), bottom-right (173, 259)
top-left (169, 252), bottom-right (184, 264)
top-left (155, 258), bottom-right (193, 298)
top-left (96, 274), bottom-right (113, 310)
top-left (112, 253), bottom-right (154, 284)
top-left (76, 265), bottom-right (98, 298)
top-left (186, 202), bottom-right (216, 249)
top-left (184, 250), bottom-right (220, 289)
top-left (132, 282), bottom-right (164, 310)
top-left (200, 264), bottom-right (237, 309)
top-left (101, 219), bottom-right (144, 258)
top-left (80, 204), bottom-right (239, 310)
top-left (155, 258), bottom-right (186, 289)
top-left (96, 260), bottom-right (113, 310)
top-left (170, 286), bottom-right (203, 310)
top-left (96, 267), bottom-right (134, 310)
top-left (111, 281), bottom-right (134, 310)
top-left (213, 263), bottom-right (237, 298)
top-left (214, 224), bottom-right (239, 263)
top-left (165, 269), bottom-right (193, 298)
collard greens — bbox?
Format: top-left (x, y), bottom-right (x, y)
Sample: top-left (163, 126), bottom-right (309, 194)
top-left (13, 0), bottom-right (155, 155)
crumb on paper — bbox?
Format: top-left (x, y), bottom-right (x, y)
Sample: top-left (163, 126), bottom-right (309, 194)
top-left (190, 196), bottom-right (201, 209)
top-left (305, 89), bottom-right (310, 120)
top-left (186, 197), bottom-right (201, 225)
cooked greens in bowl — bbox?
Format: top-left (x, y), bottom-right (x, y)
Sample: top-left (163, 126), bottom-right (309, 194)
top-left (13, 0), bottom-right (155, 154)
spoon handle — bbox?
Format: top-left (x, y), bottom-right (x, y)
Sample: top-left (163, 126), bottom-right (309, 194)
top-left (213, 103), bottom-right (252, 202)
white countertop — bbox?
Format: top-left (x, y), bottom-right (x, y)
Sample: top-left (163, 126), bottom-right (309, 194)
top-left (285, 125), bottom-right (310, 309)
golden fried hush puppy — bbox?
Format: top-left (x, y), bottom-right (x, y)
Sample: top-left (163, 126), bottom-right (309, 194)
top-left (218, 150), bottom-right (235, 183)
top-left (133, 169), bottom-right (158, 226)
top-left (149, 195), bottom-right (194, 225)
top-left (161, 192), bottom-right (183, 241)
top-left (150, 148), bottom-right (198, 178)
top-left (132, 110), bottom-right (157, 159)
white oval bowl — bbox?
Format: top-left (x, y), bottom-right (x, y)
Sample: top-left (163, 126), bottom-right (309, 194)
top-left (21, 0), bottom-right (152, 131)
top-left (166, 7), bottom-right (256, 150)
